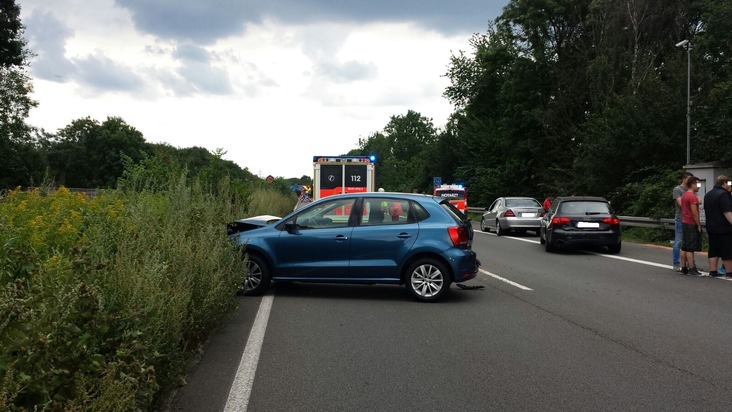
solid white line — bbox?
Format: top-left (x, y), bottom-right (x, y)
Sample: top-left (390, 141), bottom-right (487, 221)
top-left (588, 252), bottom-right (669, 268)
top-left (479, 268), bottom-right (533, 291)
top-left (224, 295), bottom-right (273, 412)
top-left (476, 230), bottom-right (732, 280)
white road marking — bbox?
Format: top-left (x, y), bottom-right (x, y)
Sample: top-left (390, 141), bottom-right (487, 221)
top-left (224, 295), bottom-right (273, 412)
top-left (479, 268), bottom-right (533, 290)
top-left (474, 230), bottom-right (732, 281)
top-left (588, 251), bottom-right (670, 268)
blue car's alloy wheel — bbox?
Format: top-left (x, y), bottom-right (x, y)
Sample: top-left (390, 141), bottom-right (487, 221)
top-left (242, 254), bottom-right (270, 296)
top-left (406, 259), bottom-right (450, 302)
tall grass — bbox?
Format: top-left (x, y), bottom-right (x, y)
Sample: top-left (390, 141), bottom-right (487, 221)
top-left (245, 186), bottom-right (298, 217)
top-left (0, 175), bottom-right (249, 411)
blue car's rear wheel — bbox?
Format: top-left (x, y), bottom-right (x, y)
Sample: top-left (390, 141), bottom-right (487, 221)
top-left (405, 258), bottom-right (450, 302)
top-left (242, 254), bottom-right (271, 296)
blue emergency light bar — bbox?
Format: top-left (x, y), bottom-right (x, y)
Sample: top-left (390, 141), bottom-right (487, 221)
top-left (313, 155), bottom-right (376, 163)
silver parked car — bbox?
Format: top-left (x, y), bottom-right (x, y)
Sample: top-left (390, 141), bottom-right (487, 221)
top-left (480, 197), bottom-right (545, 236)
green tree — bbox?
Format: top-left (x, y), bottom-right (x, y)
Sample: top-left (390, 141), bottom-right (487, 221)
top-left (0, 0), bottom-right (24, 68)
top-left (351, 111), bottom-right (437, 193)
top-left (688, 0), bottom-right (732, 164)
top-left (441, 0), bottom-right (732, 216)
top-left (0, 0), bottom-right (39, 189)
top-left (47, 117), bottom-right (151, 188)
top-left (444, 24), bottom-right (549, 205)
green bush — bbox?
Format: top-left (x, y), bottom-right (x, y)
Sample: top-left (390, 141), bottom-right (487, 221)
top-left (0, 177), bottom-right (248, 411)
top-left (608, 168), bottom-right (677, 218)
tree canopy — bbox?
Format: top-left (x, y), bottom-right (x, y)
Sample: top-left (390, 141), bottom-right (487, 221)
top-left (0, 0), bottom-right (38, 189)
top-left (437, 0), bottom-right (732, 213)
top-left (4, 0), bottom-right (732, 219)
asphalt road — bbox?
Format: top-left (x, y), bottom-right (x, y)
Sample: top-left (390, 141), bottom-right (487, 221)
top-left (167, 226), bottom-right (732, 411)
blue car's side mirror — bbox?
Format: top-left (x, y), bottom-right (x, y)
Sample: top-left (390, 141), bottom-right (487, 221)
top-left (284, 220), bottom-right (296, 232)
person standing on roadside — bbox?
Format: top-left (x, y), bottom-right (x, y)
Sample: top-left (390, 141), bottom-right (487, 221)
top-left (703, 176), bottom-right (732, 277)
top-left (543, 195), bottom-right (553, 211)
top-left (672, 171), bottom-right (694, 272)
top-left (680, 175), bottom-right (703, 276)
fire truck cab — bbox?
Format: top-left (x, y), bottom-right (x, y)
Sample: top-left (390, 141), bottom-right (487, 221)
top-left (433, 184), bottom-right (468, 214)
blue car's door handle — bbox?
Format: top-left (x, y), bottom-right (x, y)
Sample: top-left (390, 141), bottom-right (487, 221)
top-left (334, 235), bottom-right (348, 241)
top-left (398, 233), bottom-right (412, 239)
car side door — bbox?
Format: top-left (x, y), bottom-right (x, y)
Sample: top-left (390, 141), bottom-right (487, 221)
top-left (349, 197), bottom-right (419, 279)
top-left (274, 197), bottom-right (356, 279)
top-left (485, 198), bottom-right (501, 230)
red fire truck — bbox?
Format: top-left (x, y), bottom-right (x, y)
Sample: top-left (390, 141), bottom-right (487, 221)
top-left (434, 184), bottom-right (468, 214)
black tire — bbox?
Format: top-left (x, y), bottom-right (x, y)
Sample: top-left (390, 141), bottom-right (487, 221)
top-left (608, 242), bottom-right (621, 254)
top-left (404, 258), bottom-right (451, 302)
top-left (545, 237), bottom-right (556, 253)
top-left (496, 220), bottom-right (504, 236)
top-left (539, 228), bottom-right (546, 244)
top-left (241, 254), bottom-right (271, 296)
top-left (480, 218), bottom-right (489, 232)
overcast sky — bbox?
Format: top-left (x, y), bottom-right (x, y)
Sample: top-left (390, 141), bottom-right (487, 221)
top-left (19, 0), bottom-right (507, 179)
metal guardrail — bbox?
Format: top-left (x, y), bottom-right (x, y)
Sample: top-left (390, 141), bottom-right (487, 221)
top-left (466, 207), bottom-right (680, 230)
top-left (617, 216), bottom-right (677, 230)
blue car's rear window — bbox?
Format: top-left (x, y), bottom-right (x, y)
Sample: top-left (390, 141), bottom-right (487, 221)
top-left (440, 200), bottom-right (466, 223)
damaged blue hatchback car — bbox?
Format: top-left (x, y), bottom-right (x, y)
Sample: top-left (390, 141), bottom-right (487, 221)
top-left (229, 192), bottom-right (480, 302)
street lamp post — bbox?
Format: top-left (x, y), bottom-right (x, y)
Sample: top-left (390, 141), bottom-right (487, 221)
top-left (676, 39), bottom-right (691, 164)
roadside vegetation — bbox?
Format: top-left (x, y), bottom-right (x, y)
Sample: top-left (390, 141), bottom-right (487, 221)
top-left (0, 181), bottom-right (233, 410)
top-left (0, 170), bottom-right (297, 410)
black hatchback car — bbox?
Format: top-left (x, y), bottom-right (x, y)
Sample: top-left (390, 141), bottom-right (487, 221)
top-left (539, 196), bottom-right (621, 253)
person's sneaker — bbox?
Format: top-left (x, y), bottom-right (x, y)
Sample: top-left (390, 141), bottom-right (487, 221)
top-left (710, 271), bottom-right (723, 277)
top-left (682, 267), bottom-right (689, 275)
top-left (687, 267), bottom-right (702, 276)
top-left (673, 264), bottom-right (682, 272)
top-left (719, 266), bottom-right (726, 275)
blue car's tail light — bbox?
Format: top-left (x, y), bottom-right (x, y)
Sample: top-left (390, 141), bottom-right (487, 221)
top-left (448, 226), bottom-right (470, 246)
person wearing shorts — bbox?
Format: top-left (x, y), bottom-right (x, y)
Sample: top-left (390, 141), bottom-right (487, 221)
top-left (672, 171), bottom-right (694, 271)
top-left (680, 176), bottom-right (703, 276)
top-left (703, 176), bottom-right (732, 277)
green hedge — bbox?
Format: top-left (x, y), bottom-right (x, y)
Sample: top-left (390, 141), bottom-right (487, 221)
top-left (0, 179), bottom-right (247, 411)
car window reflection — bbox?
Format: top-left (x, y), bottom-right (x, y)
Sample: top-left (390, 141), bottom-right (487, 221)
top-left (362, 198), bottom-right (412, 226)
top-left (295, 198), bottom-right (355, 229)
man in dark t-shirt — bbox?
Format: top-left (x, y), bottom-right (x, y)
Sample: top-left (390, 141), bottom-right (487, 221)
top-left (703, 175), bottom-right (732, 277)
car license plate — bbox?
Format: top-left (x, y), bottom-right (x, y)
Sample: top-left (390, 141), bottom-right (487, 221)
top-left (521, 212), bottom-right (536, 217)
top-left (577, 222), bottom-right (599, 228)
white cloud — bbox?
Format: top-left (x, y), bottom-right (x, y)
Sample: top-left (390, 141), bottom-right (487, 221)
top-left (19, 0), bottom-right (501, 178)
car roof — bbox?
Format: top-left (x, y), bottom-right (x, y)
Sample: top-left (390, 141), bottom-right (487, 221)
top-left (313, 192), bottom-right (437, 200)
